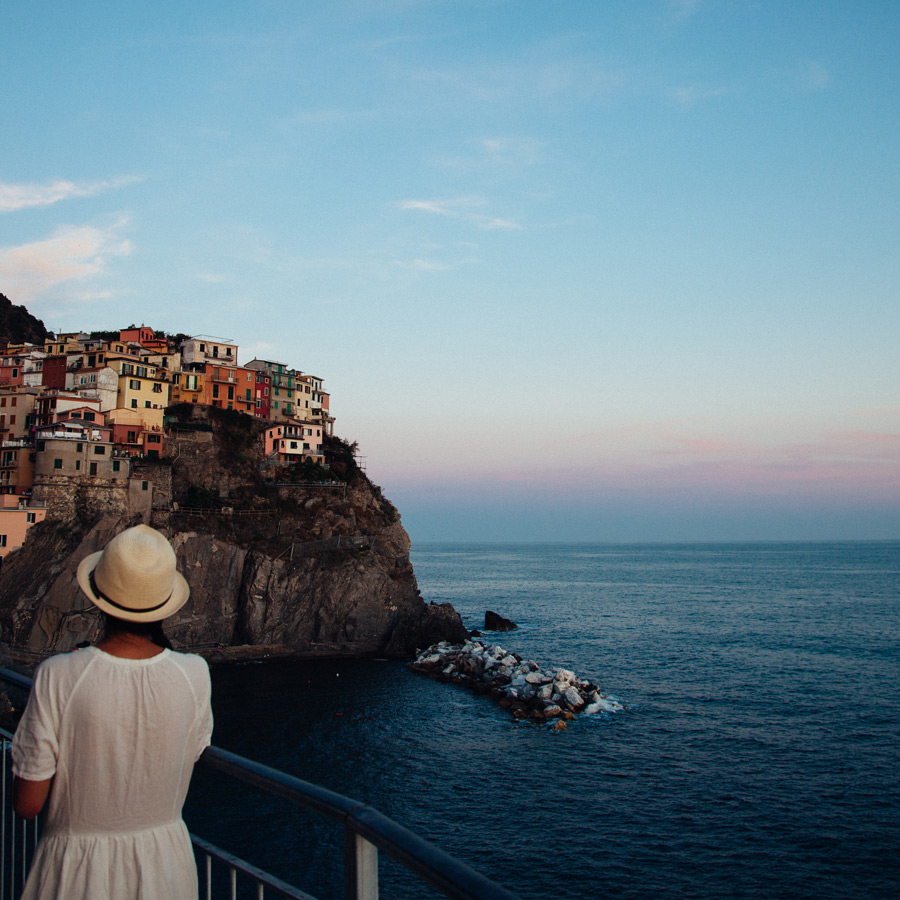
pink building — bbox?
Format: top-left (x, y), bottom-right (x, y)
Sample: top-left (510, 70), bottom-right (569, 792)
top-left (263, 419), bottom-right (324, 464)
top-left (0, 495), bottom-right (47, 558)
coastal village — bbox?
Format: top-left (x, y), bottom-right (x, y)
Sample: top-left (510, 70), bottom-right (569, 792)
top-left (0, 324), bottom-right (333, 558)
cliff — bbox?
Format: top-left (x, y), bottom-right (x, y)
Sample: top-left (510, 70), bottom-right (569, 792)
top-left (0, 411), bottom-right (467, 660)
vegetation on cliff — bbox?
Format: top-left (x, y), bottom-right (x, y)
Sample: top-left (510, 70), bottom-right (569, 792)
top-left (0, 293), bottom-right (49, 346)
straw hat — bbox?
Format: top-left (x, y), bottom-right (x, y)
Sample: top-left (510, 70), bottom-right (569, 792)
top-left (76, 525), bottom-right (190, 622)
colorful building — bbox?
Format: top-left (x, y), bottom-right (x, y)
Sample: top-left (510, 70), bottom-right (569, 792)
top-left (0, 442), bottom-right (37, 495)
top-left (263, 419), bottom-right (324, 464)
top-left (119, 325), bottom-right (168, 353)
top-left (0, 495), bottom-right (48, 557)
top-left (180, 336), bottom-right (239, 367)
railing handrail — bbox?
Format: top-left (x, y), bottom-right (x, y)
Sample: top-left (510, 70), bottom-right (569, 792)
top-left (0, 665), bottom-right (520, 900)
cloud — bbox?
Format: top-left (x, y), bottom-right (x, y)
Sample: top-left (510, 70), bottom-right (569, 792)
top-left (668, 84), bottom-right (728, 106)
top-left (0, 177), bottom-right (141, 213)
top-left (435, 136), bottom-right (545, 173)
top-left (391, 415), bottom-right (900, 507)
top-left (0, 220), bottom-right (133, 305)
top-left (195, 271), bottom-right (229, 284)
top-left (398, 195), bottom-right (522, 230)
top-left (394, 258), bottom-right (452, 272)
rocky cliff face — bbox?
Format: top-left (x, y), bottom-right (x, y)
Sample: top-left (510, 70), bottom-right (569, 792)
top-left (0, 419), bottom-right (467, 660)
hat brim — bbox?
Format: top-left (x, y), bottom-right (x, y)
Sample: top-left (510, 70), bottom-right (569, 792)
top-left (76, 551), bottom-right (190, 623)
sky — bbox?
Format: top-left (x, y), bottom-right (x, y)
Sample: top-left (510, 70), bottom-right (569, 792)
top-left (1, 0), bottom-right (898, 542)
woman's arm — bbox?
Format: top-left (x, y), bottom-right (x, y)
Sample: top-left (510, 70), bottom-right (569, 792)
top-left (13, 776), bottom-right (52, 820)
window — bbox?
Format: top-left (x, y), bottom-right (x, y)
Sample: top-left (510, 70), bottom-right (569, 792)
top-left (129, 379), bottom-right (140, 390)
top-left (131, 400), bottom-right (138, 409)
top-left (148, 434), bottom-right (161, 443)
top-left (141, 481), bottom-right (149, 491)
top-left (37, 440), bottom-right (45, 451)
top-left (152, 383), bottom-right (162, 393)
top-left (227, 386), bottom-right (234, 400)
top-left (93, 445), bottom-right (105, 455)
top-left (290, 441), bottom-right (297, 449)
top-left (112, 460), bottom-right (120, 472)
top-left (9, 416), bottom-right (14, 425)
top-left (75, 460), bottom-right (81, 471)
top-left (26, 512), bottom-right (35, 524)
top-left (127, 431), bottom-right (137, 443)
top-left (89, 462), bottom-right (97, 475)
top-left (145, 401), bottom-right (151, 408)
top-left (0, 536), bottom-right (6, 548)
top-left (83, 412), bottom-right (95, 422)
top-left (53, 459), bottom-right (62, 469)
top-left (212, 384), bottom-right (219, 399)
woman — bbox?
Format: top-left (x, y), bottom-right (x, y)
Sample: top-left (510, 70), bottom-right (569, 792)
top-left (12, 524), bottom-right (213, 900)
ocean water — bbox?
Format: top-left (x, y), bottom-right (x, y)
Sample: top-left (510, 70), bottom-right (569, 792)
top-left (185, 542), bottom-right (900, 900)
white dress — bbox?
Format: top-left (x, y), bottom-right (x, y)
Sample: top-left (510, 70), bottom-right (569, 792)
top-left (11, 646), bottom-right (213, 900)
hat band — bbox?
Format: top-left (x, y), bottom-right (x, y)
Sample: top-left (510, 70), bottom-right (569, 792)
top-left (89, 570), bottom-right (173, 615)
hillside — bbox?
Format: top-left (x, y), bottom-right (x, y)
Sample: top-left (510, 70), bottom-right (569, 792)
top-left (0, 408), bottom-right (467, 659)
top-left (0, 304), bottom-right (467, 661)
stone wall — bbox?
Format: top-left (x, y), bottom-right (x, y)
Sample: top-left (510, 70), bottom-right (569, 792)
top-left (32, 473), bottom-right (152, 523)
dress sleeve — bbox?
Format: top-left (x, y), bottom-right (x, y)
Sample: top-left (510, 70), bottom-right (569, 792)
top-left (11, 661), bottom-right (61, 781)
top-left (194, 658), bottom-right (213, 761)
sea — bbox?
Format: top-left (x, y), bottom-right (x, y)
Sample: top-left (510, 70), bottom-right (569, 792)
top-left (184, 541), bottom-right (900, 900)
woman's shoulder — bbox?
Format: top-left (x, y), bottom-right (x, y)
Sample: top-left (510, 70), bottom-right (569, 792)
top-left (31, 646), bottom-right (100, 697)
top-left (36, 646), bottom-right (97, 676)
top-left (165, 649), bottom-right (211, 680)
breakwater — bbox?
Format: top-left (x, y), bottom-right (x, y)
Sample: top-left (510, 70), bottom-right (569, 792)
top-left (409, 639), bottom-right (623, 729)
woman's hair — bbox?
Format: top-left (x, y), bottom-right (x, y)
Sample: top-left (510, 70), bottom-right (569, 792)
top-left (102, 613), bottom-right (173, 650)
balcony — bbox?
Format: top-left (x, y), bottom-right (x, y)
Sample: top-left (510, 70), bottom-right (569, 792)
top-left (0, 665), bottom-right (520, 900)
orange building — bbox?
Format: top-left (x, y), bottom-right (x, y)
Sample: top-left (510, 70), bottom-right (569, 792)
top-left (0, 495), bottom-right (48, 557)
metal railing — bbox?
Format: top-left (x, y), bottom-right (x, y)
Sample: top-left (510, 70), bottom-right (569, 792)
top-left (0, 666), bottom-right (519, 900)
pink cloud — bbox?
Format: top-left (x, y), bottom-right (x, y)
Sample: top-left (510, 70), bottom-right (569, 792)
top-left (381, 420), bottom-right (900, 509)
top-left (0, 221), bottom-right (132, 304)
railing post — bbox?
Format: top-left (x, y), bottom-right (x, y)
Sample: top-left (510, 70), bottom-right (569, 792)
top-left (344, 826), bottom-right (378, 900)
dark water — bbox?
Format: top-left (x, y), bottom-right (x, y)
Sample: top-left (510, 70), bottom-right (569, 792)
top-left (185, 542), bottom-right (900, 900)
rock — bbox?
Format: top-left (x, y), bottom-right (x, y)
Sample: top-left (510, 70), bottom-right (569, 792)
top-left (409, 638), bottom-right (622, 726)
top-left (561, 686), bottom-right (585, 709)
top-left (0, 495), bottom-right (469, 659)
top-left (484, 610), bottom-right (517, 632)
